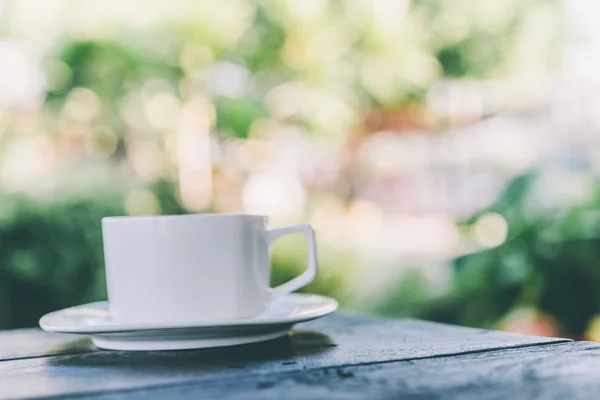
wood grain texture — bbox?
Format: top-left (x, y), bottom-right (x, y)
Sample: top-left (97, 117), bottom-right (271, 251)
top-left (0, 314), bottom-right (570, 399)
top-left (75, 341), bottom-right (600, 400)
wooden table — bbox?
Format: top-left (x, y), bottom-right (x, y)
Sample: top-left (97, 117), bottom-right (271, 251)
top-left (1, 313), bottom-right (599, 399)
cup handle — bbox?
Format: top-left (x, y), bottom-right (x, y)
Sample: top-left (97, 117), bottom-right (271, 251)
top-left (268, 224), bottom-right (318, 301)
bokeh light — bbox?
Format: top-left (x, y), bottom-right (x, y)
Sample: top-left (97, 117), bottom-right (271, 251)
top-left (472, 212), bottom-right (509, 248)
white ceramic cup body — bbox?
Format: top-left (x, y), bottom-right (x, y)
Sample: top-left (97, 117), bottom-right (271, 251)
top-left (102, 214), bottom-right (317, 325)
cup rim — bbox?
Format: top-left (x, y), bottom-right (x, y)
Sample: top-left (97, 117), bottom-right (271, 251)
top-left (102, 213), bottom-right (267, 223)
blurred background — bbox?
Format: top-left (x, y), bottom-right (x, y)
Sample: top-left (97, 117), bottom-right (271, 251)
top-left (2, 0), bottom-right (600, 340)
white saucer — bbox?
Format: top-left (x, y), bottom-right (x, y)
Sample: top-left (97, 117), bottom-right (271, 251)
top-left (39, 293), bottom-right (338, 351)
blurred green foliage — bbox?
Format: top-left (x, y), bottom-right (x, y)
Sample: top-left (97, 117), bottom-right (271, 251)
top-left (0, 0), bottom-right (566, 330)
top-left (444, 173), bottom-right (600, 337)
top-left (0, 193), bottom-right (118, 329)
top-left (373, 172), bottom-right (600, 338)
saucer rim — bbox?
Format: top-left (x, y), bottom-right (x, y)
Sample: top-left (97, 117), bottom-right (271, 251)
top-left (40, 293), bottom-right (338, 334)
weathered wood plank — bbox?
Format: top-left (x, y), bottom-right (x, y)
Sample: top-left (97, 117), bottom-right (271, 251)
top-left (0, 328), bottom-right (93, 361)
top-left (0, 313), bottom-right (566, 362)
top-left (54, 341), bottom-right (600, 400)
top-left (0, 314), bottom-right (569, 399)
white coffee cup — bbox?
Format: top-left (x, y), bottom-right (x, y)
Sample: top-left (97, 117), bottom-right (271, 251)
top-left (101, 214), bottom-right (318, 325)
